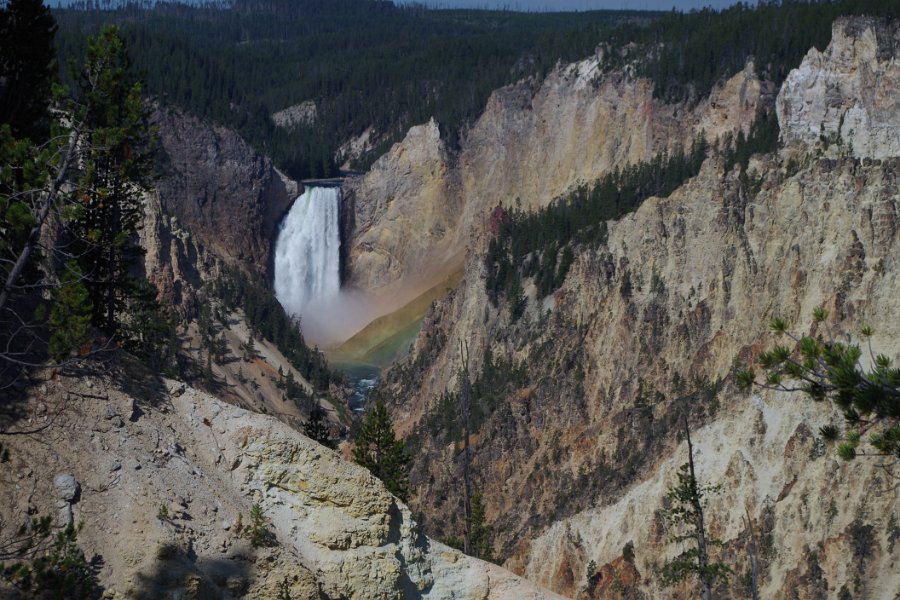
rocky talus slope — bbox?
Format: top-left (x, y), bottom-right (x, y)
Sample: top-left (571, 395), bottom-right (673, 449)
top-left (341, 50), bottom-right (768, 307)
top-left (0, 362), bottom-right (564, 599)
top-left (373, 16), bottom-right (900, 599)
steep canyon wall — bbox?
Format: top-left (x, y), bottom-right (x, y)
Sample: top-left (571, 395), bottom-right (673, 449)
top-left (341, 52), bottom-right (768, 306)
top-left (374, 16), bottom-right (900, 599)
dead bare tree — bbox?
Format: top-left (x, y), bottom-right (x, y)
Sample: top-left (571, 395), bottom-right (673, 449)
top-left (458, 339), bottom-right (472, 555)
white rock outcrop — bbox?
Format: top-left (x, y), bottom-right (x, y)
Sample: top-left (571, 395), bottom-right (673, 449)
top-left (777, 17), bottom-right (900, 158)
top-left (1, 371), bottom-right (563, 599)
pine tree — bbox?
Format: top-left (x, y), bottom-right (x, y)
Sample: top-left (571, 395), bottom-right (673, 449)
top-left (1, 13), bottom-right (166, 383)
top-left (241, 334), bottom-right (257, 362)
top-left (660, 418), bottom-right (732, 597)
top-left (507, 276), bottom-right (527, 322)
top-left (46, 262), bottom-right (92, 362)
top-left (0, 1), bottom-right (70, 377)
top-left (737, 308), bottom-right (900, 463)
top-left (0, 520), bottom-right (98, 599)
top-left (0, 0), bottom-right (58, 141)
top-left (303, 405), bottom-right (335, 449)
top-left (276, 576), bottom-right (292, 600)
top-left (352, 398), bottom-right (410, 501)
top-left (67, 25), bottom-right (154, 336)
top-left (119, 278), bottom-right (177, 372)
top-left (468, 489), bottom-right (493, 562)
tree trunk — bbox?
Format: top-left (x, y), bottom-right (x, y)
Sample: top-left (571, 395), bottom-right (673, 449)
top-left (0, 127), bottom-right (80, 318)
top-left (459, 341), bottom-right (472, 555)
top-left (684, 415), bottom-right (713, 600)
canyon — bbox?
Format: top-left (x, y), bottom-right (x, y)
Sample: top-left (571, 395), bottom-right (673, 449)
top-left (356, 15), bottom-right (900, 599)
top-left (3, 11), bottom-right (899, 600)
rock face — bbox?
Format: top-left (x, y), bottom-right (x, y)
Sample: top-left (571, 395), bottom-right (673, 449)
top-left (151, 105), bottom-right (300, 279)
top-left (139, 190), bottom-right (210, 319)
top-left (138, 109), bottom-right (343, 432)
top-left (342, 58), bottom-right (767, 303)
top-left (373, 16), bottom-right (900, 600)
top-left (271, 100), bottom-right (318, 129)
top-left (777, 17), bottom-right (900, 159)
top-left (0, 366), bottom-right (563, 599)
top-left (341, 118), bottom-right (461, 297)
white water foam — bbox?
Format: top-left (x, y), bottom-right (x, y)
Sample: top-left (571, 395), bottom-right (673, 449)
top-left (273, 187), bottom-right (342, 337)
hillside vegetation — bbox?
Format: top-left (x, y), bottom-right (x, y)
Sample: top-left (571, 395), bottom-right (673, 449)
top-left (53, 0), bottom-right (897, 181)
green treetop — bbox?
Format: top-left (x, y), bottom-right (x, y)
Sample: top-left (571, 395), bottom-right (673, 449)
top-left (737, 307), bottom-right (899, 462)
top-left (352, 398), bottom-right (410, 501)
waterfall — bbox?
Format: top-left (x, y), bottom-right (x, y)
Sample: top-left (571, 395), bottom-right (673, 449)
top-left (273, 187), bottom-right (342, 322)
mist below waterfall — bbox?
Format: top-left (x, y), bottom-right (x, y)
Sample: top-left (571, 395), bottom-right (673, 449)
top-left (273, 186), bottom-right (377, 347)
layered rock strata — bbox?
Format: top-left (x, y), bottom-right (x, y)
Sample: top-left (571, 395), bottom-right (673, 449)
top-left (777, 17), bottom-right (900, 160)
top-left (342, 57), bottom-right (768, 303)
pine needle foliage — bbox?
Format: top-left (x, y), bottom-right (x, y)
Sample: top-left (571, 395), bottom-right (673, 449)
top-left (47, 262), bottom-right (93, 361)
top-left (246, 504), bottom-right (273, 548)
top-left (661, 462), bottom-right (732, 592)
top-left (53, 0), bottom-right (898, 180)
top-left (468, 490), bottom-right (493, 562)
top-left (737, 308), bottom-right (900, 462)
top-left (1, 520), bottom-right (98, 599)
top-left (67, 25), bottom-right (155, 337)
top-left (0, 0), bottom-right (58, 141)
top-left (303, 405), bottom-right (335, 450)
top-left (352, 399), bottom-right (410, 501)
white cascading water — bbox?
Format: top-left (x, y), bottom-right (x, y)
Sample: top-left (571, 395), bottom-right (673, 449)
top-left (273, 187), bottom-right (342, 327)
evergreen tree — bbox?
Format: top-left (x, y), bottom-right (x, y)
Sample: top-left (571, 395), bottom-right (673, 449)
top-left (121, 278), bottom-right (177, 373)
top-left (737, 308), bottom-right (900, 463)
top-left (241, 334), bottom-right (257, 362)
top-left (303, 405), bottom-right (335, 449)
top-left (67, 25), bottom-right (154, 336)
top-left (0, 519), bottom-right (98, 599)
top-left (1, 11), bottom-right (166, 384)
top-left (352, 398), bottom-right (410, 501)
top-left (0, 0), bottom-right (71, 378)
top-left (0, 0), bottom-right (58, 141)
top-left (468, 489), bottom-right (493, 562)
top-left (46, 262), bottom-right (92, 362)
top-left (660, 418), bottom-right (731, 598)
top-left (507, 274), bottom-right (527, 322)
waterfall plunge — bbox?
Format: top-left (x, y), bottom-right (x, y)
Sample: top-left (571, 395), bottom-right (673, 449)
top-left (274, 186), bottom-right (388, 347)
top-left (274, 187), bottom-right (342, 333)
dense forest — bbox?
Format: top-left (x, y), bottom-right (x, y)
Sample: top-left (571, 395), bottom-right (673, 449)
top-left (51, 0), bottom-right (898, 181)
top-left (53, 0), bottom-right (646, 179)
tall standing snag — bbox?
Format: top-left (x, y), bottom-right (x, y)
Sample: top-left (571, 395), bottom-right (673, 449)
top-left (458, 339), bottom-right (473, 555)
